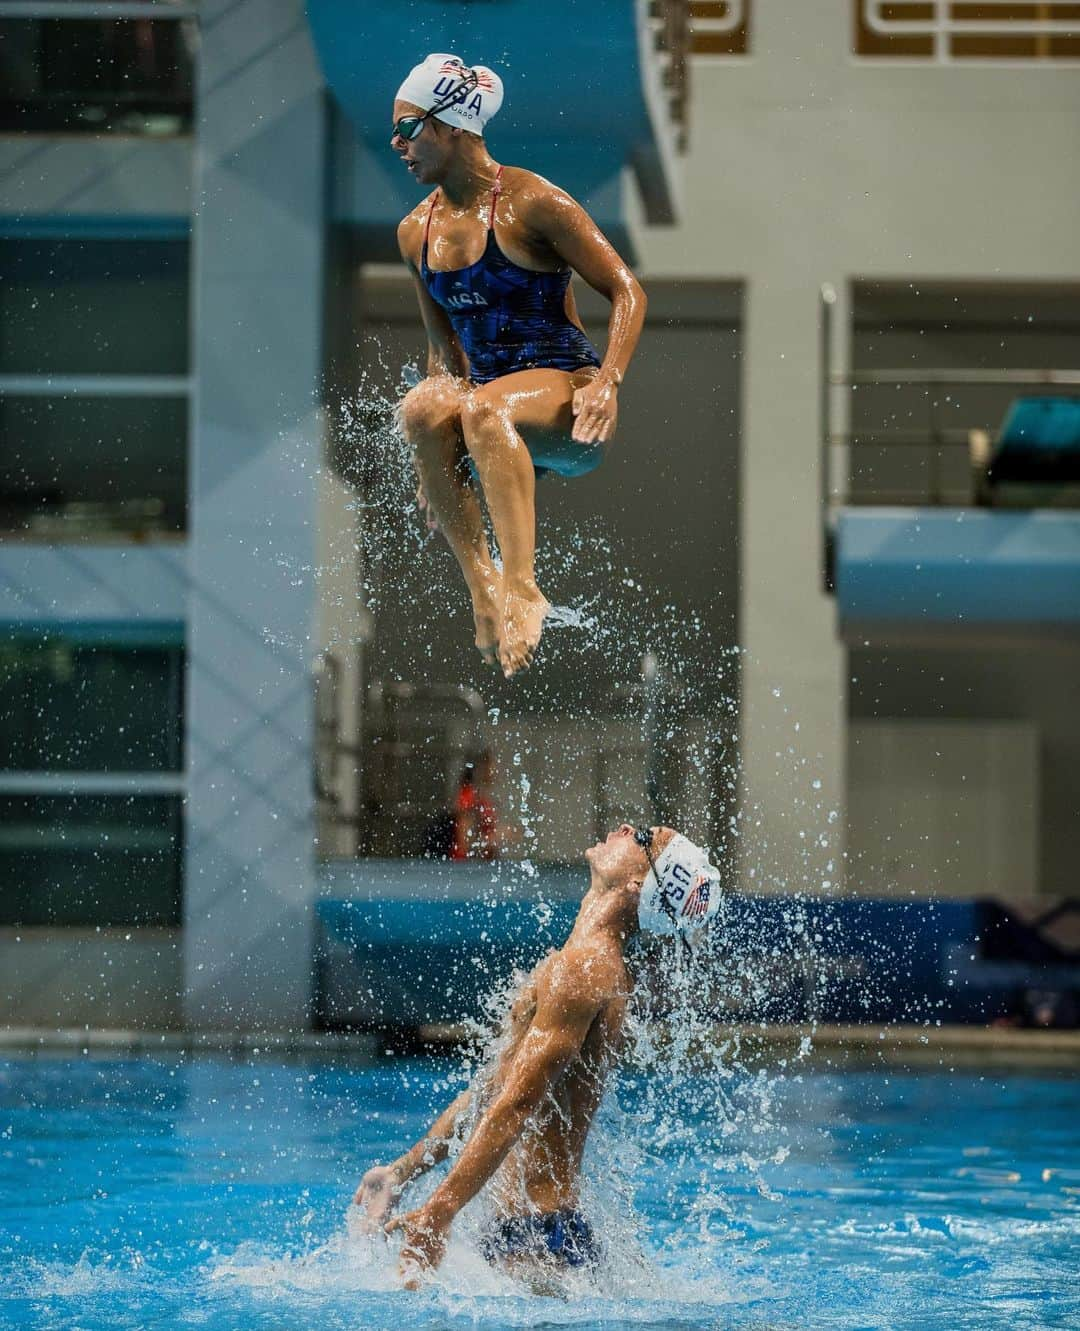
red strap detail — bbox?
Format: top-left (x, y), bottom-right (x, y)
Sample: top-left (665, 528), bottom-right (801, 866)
top-left (423, 190), bottom-right (440, 249)
top-left (488, 166), bottom-right (504, 230)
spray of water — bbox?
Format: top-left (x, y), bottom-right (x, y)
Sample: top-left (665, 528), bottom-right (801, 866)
top-left (237, 354), bottom-right (943, 1306)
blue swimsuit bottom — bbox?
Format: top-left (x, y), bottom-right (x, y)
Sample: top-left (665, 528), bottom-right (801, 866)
top-left (481, 1208), bottom-right (598, 1269)
top-left (420, 169), bottom-right (604, 481)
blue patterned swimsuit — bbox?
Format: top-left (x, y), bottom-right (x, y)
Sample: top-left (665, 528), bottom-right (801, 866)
top-left (419, 168), bottom-right (602, 387)
top-left (480, 1208), bottom-right (598, 1269)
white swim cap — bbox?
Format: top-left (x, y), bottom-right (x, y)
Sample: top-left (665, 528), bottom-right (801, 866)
top-left (395, 54), bottom-right (504, 136)
top-left (638, 833), bottom-right (722, 935)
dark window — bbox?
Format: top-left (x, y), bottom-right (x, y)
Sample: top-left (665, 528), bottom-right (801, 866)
top-left (0, 793), bottom-right (182, 927)
top-left (0, 237), bottom-right (190, 538)
top-left (0, 238), bottom-right (190, 377)
top-left (0, 17), bottom-right (194, 135)
top-left (0, 393), bottom-right (188, 536)
top-left (0, 634), bottom-right (184, 772)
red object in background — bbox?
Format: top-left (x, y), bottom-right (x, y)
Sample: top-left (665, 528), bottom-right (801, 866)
top-left (451, 769), bottom-right (498, 861)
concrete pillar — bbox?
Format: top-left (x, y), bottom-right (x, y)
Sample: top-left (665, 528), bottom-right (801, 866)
top-left (185, 0), bottom-right (326, 1030)
top-left (737, 275), bottom-right (846, 895)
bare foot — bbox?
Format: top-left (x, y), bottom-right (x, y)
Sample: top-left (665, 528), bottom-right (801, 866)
top-left (499, 585), bottom-right (550, 678)
top-left (472, 576), bottom-right (502, 667)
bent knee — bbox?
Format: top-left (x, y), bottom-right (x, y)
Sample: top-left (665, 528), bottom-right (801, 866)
top-left (398, 376), bottom-right (464, 441)
top-left (460, 387), bottom-right (509, 440)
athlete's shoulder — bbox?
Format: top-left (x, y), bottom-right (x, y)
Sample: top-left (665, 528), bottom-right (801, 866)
top-left (548, 939), bottom-right (628, 1008)
top-left (397, 193), bottom-right (437, 265)
top-left (501, 165), bottom-right (575, 207)
top-left (501, 166), bottom-right (584, 234)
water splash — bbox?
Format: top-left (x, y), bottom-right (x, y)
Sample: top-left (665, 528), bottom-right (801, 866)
top-left (544, 602), bottom-right (601, 633)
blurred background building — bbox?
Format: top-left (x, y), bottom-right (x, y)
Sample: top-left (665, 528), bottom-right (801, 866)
top-left (1, 0), bottom-right (1078, 1033)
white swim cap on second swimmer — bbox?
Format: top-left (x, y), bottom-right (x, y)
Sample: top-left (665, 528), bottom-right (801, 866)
top-left (638, 834), bottom-right (722, 935)
top-left (395, 53), bottom-right (504, 135)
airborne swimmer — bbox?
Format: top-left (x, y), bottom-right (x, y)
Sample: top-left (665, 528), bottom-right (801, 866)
top-left (390, 54), bottom-right (646, 677)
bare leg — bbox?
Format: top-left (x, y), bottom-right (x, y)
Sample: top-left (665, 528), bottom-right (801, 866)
top-left (400, 378), bottom-right (502, 665)
top-left (460, 392), bottom-right (550, 677)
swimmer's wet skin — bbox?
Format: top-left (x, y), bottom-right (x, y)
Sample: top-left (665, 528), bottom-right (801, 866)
top-left (354, 823), bottom-right (721, 1289)
top-left (390, 53), bottom-right (646, 677)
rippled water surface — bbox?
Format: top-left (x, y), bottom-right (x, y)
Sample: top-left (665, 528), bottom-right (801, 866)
top-left (1, 1054), bottom-right (1077, 1330)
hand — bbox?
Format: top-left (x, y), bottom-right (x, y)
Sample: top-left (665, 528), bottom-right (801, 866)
top-left (353, 1162), bottom-right (401, 1229)
top-left (385, 1201), bottom-right (451, 1289)
top-left (571, 373), bottom-right (619, 445)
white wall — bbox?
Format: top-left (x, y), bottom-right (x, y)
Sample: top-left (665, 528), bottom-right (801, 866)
top-left (630, 1), bottom-right (1080, 895)
top-left (0, 930), bottom-right (182, 1030)
top-left (848, 719), bottom-right (1039, 898)
top-left (849, 640), bottom-right (1080, 898)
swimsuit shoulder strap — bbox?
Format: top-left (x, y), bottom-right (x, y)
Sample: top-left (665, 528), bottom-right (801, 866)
top-left (488, 166), bottom-right (504, 230)
top-left (422, 190), bottom-right (440, 254)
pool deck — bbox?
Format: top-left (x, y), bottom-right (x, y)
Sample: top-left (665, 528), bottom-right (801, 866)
top-left (1, 1023), bottom-right (1078, 1068)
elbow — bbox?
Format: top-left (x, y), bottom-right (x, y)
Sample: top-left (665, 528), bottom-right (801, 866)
top-left (620, 270), bottom-right (646, 318)
top-left (502, 1058), bottom-right (567, 1124)
top-left (504, 1084), bottom-right (542, 1124)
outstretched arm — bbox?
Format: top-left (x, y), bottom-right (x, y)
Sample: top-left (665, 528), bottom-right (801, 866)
top-left (354, 1087), bottom-right (472, 1224)
top-left (355, 957), bottom-right (553, 1224)
top-left (386, 957), bottom-right (613, 1283)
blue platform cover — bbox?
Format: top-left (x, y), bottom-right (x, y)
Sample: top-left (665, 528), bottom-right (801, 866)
top-left (836, 508), bottom-right (1080, 625)
top-left (314, 895), bottom-right (996, 1026)
top-left (304, 0), bottom-right (668, 251)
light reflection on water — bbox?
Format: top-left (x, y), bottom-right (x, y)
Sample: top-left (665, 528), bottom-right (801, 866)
top-left (1, 1055), bottom-right (1077, 1331)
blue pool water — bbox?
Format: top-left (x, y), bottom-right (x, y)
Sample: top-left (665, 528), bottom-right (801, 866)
top-left (1, 1054), bottom-right (1077, 1330)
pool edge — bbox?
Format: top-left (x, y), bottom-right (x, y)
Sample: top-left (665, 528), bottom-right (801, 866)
top-left (1, 1023), bottom-right (1078, 1069)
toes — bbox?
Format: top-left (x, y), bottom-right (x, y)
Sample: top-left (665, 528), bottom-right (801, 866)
top-left (500, 649), bottom-right (535, 679)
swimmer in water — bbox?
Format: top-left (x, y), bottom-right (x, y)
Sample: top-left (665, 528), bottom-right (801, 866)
top-left (353, 823), bottom-right (721, 1290)
top-left (390, 54), bottom-right (647, 677)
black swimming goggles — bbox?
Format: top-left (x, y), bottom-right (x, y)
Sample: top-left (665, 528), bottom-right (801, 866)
top-left (633, 825), bottom-right (660, 884)
top-left (391, 69), bottom-right (480, 144)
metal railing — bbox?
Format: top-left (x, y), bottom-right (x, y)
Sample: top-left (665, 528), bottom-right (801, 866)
top-left (362, 679), bottom-right (486, 855)
top-left (312, 654), bottom-right (719, 859)
top-left (819, 284), bottom-right (1080, 590)
top-left (0, 2), bottom-right (197, 15)
top-left (315, 664), bottom-right (486, 856)
top-left (314, 652), bottom-right (359, 855)
top-left (859, 0), bottom-right (1080, 61)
